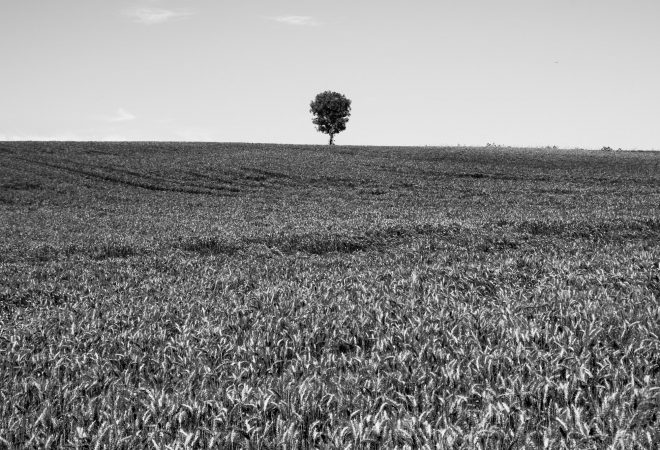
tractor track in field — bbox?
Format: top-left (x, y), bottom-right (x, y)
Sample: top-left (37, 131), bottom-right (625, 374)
top-left (3, 155), bottom-right (240, 196)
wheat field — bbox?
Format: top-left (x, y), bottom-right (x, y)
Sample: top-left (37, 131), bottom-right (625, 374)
top-left (1, 142), bottom-right (659, 449)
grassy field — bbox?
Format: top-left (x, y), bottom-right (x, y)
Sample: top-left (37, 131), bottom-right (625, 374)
top-left (1, 142), bottom-right (659, 449)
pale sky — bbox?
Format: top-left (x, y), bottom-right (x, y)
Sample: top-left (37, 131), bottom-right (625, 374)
top-left (1, 0), bottom-right (659, 149)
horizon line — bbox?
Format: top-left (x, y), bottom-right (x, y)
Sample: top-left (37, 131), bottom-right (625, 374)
top-left (0, 140), bottom-right (657, 152)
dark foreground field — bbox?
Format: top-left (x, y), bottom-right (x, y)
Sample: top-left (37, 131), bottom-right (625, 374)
top-left (1, 142), bottom-right (659, 449)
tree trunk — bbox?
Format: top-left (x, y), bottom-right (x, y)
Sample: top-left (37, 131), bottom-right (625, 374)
top-left (329, 134), bottom-right (335, 145)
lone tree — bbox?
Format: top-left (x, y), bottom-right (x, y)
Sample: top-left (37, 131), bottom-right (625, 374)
top-left (310, 91), bottom-right (351, 145)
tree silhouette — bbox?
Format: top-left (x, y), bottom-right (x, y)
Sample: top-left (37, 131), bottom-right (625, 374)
top-left (310, 91), bottom-right (351, 145)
